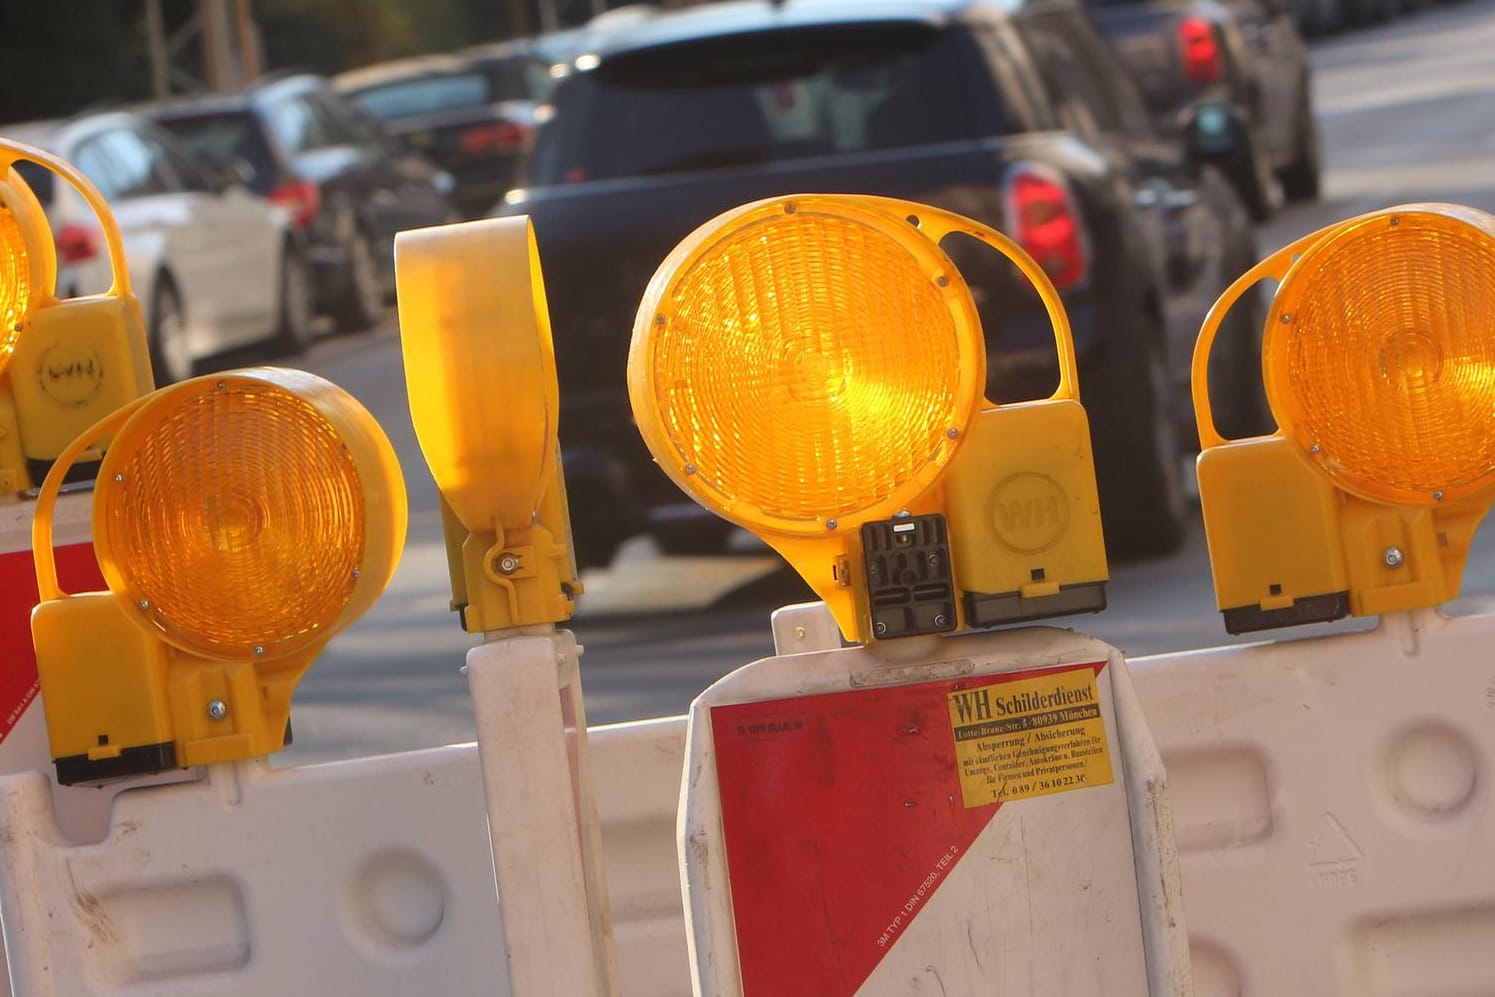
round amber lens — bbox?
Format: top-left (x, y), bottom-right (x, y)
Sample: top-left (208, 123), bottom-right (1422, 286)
top-left (1267, 211), bottom-right (1495, 504)
top-left (640, 207), bottom-right (976, 531)
top-left (98, 380), bottom-right (367, 659)
top-left (0, 198), bottom-right (30, 372)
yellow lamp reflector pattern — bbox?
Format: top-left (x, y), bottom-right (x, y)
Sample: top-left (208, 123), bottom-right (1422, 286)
top-left (93, 370), bottom-right (406, 660)
top-left (632, 197), bottom-right (984, 534)
top-left (1266, 208), bottom-right (1495, 505)
top-left (0, 196), bottom-right (29, 372)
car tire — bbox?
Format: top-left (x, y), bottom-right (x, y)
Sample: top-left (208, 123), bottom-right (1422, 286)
top-left (1231, 129), bottom-right (1281, 222)
top-left (1210, 240), bottom-right (1276, 441)
top-left (1086, 314), bottom-right (1188, 561)
top-left (271, 242), bottom-right (315, 356)
top-left (652, 519), bottom-right (737, 557)
top-left (1278, 89), bottom-right (1323, 203)
top-left (147, 278), bottom-right (193, 388)
top-left (334, 229), bottom-right (384, 333)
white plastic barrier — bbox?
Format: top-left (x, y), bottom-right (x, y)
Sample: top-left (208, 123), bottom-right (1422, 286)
top-left (2, 607), bottom-right (1493, 995)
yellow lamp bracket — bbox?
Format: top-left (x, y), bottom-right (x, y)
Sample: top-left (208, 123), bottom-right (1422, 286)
top-left (1192, 204), bottom-right (1495, 634)
top-left (628, 194), bottom-right (1108, 645)
top-left (0, 140), bottom-right (153, 499)
top-left (30, 368), bottom-right (406, 786)
top-left (394, 216), bottom-right (580, 634)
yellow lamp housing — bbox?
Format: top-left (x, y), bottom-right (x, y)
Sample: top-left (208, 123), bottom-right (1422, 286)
top-left (1192, 204), bottom-right (1495, 634)
top-left (628, 194), bottom-right (1108, 645)
top-left (0, 140), bottom-right (153, 497)
top-left (30, 368), bottom-right (406, 785)
top-left (394, 216), bottom-right (580, 633)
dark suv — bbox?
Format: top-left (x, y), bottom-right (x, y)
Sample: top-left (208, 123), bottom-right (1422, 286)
top-left (1082, 0), bottom-right (1319, 219)
top-left (500, 0), bottom-right (1265, 566)
top-left (150, 73), bottom-right (456, 332)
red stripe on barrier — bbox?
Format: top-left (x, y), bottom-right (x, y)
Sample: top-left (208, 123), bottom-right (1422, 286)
top-left (0, 543), bottom-right (105, 744)
top-left (712, 660), bottom-right (1108, 995)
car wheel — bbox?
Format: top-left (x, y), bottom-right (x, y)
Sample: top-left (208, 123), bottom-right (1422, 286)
top-left (1230, 129), bottom-right (1282, 222)
top-left (1278, 89), bottom-right (1323, 203)
top-left (147, 278), bottom-right (193, 388)
top-left (1086, 314), bottom-right (1188, 560)
top-left (271, 242), bottom-right (315, 355)
top-left (1210, 240), bottom-right (1276, 441)
top-left (334, 229), bottom-right (384, 333)
top-left (652, 519), bottom-right (737, 557)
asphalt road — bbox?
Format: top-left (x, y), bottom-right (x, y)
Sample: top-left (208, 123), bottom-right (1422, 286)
top-left (278, 0), bottom-right (1495, 765)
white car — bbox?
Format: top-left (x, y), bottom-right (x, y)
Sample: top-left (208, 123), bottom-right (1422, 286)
top-left (4, 111), bottom-right (313, 386)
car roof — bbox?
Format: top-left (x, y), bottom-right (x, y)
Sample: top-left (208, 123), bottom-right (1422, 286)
top-left (148, 72), bottom-right (328, 119)
top-left (334, 54), bottom-right (478, 93)
top-left (564, 0), bottom-right (1021, 59)
top-left (1, 110), bottom-right (160, 154)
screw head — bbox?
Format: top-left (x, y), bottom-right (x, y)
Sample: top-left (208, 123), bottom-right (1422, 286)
top-left (113, 473), bottom-right (125, 483)
top-left (207, 700), bottom-right (228, 721)
top-left (874, 621), bottom-right (887, 636)
top-left (947, 428), bottom-right (960, 440)
top-left (684, 463), bottom-right (697, 475)
top-left (1280, 313), bottom-right (1293, 324)
top-left (1310, 444), bottom-right (1322, 454)
top-left (351, 568), bottom-right (361, 580)
top-left (933, 614), bottom-right (949, 628)
top-left (496, 553), bottom-right (520, 575)
top-left (253, 645), bottom-right (265, 656)
top-left (1390, 216), bottom-right (1401, 226)
top-left (936, 275), bottom-right (950, 287)
top-left (137, 599), bottom-right (150, 610)
top-left (1433, 490), bottom-right (1445, 502)
top-left (793, 625), bottom-right (807, 640)
top-left (1384, 547), bottom-right (1405, 569)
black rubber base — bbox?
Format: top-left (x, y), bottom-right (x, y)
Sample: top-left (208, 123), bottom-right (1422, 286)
top-left (55, 741), bottom-right (178, 787)
top-left (1222, 592), bottom-right (1350, 635)
top-left (963, 581), bottom-right (1108, 629)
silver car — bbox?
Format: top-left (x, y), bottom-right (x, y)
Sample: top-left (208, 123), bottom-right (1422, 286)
top-left (4, 111), bottom-right (313, 386)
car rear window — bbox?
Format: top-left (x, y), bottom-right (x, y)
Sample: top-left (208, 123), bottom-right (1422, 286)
top-left (349, 72), bottom-right (492, 121)
top-left (155, 111), bottom-right (278, 194)
top-left (531, 23), bottom-right (996, 184)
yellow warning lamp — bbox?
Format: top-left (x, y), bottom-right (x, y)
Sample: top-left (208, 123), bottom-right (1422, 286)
top-left (0, 140), bottom-right (153, 496)
top-left (1193, 204), bottom-right (1495, 633)
top-left (395, 216), bottom-right (580, 633)
top-left (30, 368), bottom-right (406, 785)
top-left (628, 194), bottom-right (1108, 644)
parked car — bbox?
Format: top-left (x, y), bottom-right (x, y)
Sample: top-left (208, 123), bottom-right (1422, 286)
top-left (149, 73), bottom-right (457, 333)
top-left (336, 44), bottom-right (558, 218)
top-left (498, 0), bottom-right (1266, 568)
top-left (1081, 0), bottom-right (1319, 219)
top-left (3, 111), bottom-right (312, 386)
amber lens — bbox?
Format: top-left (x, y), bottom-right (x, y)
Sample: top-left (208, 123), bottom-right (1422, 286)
top-left (0, 198), bottom-right (29, 373)
top-left (98, 380), bottom-right (366, 659)
top-left (641, 208), bottom-right (974, 530)
top-left (1267, 211), bottom-right (1495, 504)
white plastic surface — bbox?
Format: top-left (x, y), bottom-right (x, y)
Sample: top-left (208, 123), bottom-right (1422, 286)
top-left (1, 607), bottom-right (1492, 995)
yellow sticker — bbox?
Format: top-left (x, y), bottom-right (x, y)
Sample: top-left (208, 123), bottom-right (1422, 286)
top-left (946, 665), bottom-right (1113, 807)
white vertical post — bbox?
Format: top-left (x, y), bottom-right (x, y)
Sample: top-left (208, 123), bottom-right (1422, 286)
top-left (465, 629), bottom-right (618, 997)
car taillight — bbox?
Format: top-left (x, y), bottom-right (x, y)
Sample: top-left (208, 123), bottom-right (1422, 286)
top-left (1004, 166), bottom-right (1089, 291)
top-left (55, 223), bottom-right (101, 265)
top-left (1178, 17), bottom-right (1224, 85)
top-left (269, 179), bottom-right (321, 229)
top-left (457, 120), bottom-right (531, 157)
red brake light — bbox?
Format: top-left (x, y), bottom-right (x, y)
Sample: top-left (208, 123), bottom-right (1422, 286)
top-left (269, 179), bottom-right (321, 229)
top-left (456, 120), bottom-right (531, 157)
top-left (1004, 166), bottom-right (1089, 291)
top-left (56, 223), bottom-right (101, 265)
top-left (1179, 17), bottom-right (1224, 85)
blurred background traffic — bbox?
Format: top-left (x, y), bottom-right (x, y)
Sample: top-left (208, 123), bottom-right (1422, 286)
top-left (2, 0), bottom-right (1492, 761)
